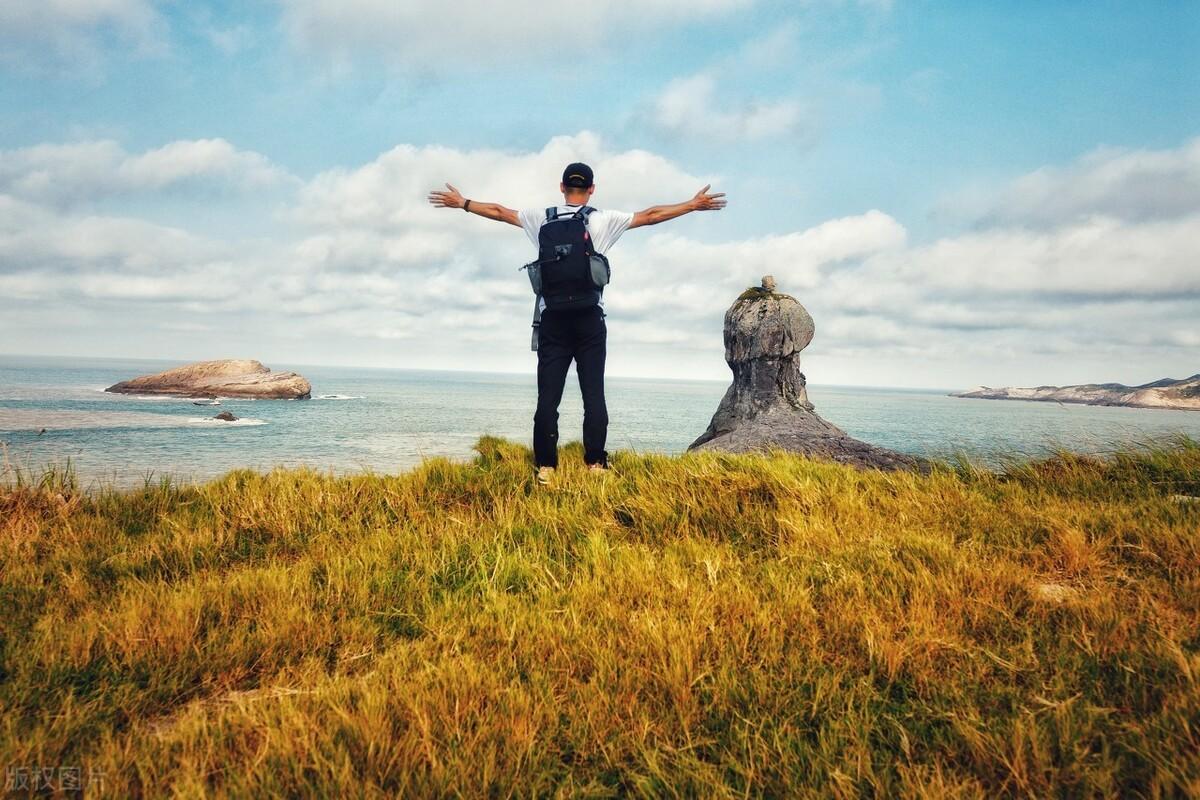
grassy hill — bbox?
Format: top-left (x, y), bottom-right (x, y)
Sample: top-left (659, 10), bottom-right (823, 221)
top-left (2, 437), bottom-right (1198, 797)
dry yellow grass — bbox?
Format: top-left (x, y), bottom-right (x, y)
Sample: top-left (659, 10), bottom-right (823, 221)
top-left (1, 436), bottom-right (1198, 797)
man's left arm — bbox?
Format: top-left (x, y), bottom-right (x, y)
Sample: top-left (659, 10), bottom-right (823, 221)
top-left (629, 184), bottom-right (726, 229)
top-left (427, 183), bottom-right (520, 227)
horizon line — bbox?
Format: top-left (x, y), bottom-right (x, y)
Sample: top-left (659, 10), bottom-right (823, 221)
top-left (0, 351), bottom-right (960, 393)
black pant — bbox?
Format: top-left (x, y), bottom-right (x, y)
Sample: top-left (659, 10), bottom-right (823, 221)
top-left (534, 305), bottom-right (608, 468)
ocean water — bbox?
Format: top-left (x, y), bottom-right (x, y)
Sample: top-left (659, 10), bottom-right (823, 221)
top-left (2, 354), bottom-right (1199, 488)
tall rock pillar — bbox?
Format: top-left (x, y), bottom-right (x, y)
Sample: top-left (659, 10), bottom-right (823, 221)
top-left (689, 277), bottom-right (918, 471)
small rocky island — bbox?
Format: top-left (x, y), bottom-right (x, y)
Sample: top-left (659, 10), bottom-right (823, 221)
top-left (689, 277), bottom-right (918, 471)
top-left (105, 359), bottom-right (311, 400)
top-left (953, 374), bottom-right (1200, 411)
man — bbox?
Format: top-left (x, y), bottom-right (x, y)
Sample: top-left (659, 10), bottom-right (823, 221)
top-left (428, 162), bottom-right (725, 484)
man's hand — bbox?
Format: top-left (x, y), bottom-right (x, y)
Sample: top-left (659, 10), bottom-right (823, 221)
top-left (427, 183), bottom-right (465, 210)
top-left (690, 184), bottom-right (727, 212)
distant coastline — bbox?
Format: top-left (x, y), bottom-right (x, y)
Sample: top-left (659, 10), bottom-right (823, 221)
top-left (953, 374), bottom-right (1200, 411)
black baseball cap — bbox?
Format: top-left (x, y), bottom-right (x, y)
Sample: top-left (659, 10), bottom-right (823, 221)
top-left (562, 162), bottom-right (594, 189)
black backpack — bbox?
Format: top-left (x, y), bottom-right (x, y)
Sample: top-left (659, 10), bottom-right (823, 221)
top-left (533, 206), bottom-right (602, 311)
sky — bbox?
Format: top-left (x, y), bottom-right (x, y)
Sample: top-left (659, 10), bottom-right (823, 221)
top-left (1, 0), bottom-right (1197, 389)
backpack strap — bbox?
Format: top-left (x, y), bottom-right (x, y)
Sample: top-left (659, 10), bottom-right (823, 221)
top-left (545, 207), bottom-right (558, 222)
top-left (577, 206), bottom-right (596, 252)
top-left (531, 295), bottom-right (543, 351)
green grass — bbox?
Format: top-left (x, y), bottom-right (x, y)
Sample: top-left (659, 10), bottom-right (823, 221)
top-left (1, 437), bottom-right (1198, 798)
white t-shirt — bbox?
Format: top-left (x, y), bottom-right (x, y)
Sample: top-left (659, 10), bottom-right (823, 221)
top-left (519, 204), bottom-right (634, 311)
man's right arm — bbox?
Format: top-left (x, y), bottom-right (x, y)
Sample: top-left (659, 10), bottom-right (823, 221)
top-left (629, 184), bottom-right (726, 229)
top-left (427, 183), bottom-right (520, 227)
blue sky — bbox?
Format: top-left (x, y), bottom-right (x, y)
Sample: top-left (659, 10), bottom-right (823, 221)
top-left (1, 1), bottom-right (1198, 387)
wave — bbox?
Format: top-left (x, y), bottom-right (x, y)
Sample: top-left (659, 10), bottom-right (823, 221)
top-left (91, 387), bottom-right (219, 402)
top-left (2, 408), bottom-right (232, 431)
top-left (314, 394), bottom-right (364, 400)
top-left (0, 407), bottom-right (269, 432)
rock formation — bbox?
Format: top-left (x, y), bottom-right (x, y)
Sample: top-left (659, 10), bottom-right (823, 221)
top-left (689, 277), bottom-right (918, 471)
top-left (106, 359), bottom-right (311, 400)
top-left (214, 411), bottom-right (238, 422)
top-left (953, 375), bottom-right (1200, 411)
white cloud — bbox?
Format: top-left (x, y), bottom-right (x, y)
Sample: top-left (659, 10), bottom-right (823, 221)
top-left (727, 22), bottom-right (800, 70)
top-left (0, 194), bottom-right (239, 296)
top-left (949, 137), bottom-right (1200, 227)
top-left (120, 139), bottom-right (288, 189)
top-left (874, 214), bottom-right (1200, 298)
top-left (2, 132), bottom-right (898, 377)
top-left (649, 74), bottom-right (813, 143)
top-left (281, 132), bottom-right (719, 350)
top-left (615, 210), bottom-right (906, 319)
top-left (0, 0), bottom-right (164, 68)
top-left (205, 24), bottom-right (254, 55)
top-left (279, 0), bottom-right (750, 69)
top-left (297, 131), bottom-right (704, 225)
top-left (0, 139), bottom-right (294, 207)
top-left (3, 131), bottom-right (1197, 387)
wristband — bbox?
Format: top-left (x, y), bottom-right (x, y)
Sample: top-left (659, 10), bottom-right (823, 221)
top-left (463, 199), bottom-right (471, 212)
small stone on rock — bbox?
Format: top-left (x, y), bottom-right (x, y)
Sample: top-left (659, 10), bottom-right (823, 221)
top-left (761, 275), bottom-right (776, 292)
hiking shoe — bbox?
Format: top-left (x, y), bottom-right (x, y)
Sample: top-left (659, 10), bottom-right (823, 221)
top-left (536, 466), bottom-right (556, 485)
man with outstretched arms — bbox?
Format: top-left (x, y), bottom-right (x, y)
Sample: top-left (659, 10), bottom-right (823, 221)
top-left (429, 163), bottom-right (725, 484)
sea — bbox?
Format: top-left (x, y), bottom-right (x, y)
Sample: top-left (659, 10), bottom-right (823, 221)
top-left (2, 354), bottom-right (1199, 489)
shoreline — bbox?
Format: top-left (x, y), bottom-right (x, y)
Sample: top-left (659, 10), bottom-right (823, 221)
top-left (5, 434), bottom-right (1199, 496)
top-left (952, 393), bottom-right (1200, 412)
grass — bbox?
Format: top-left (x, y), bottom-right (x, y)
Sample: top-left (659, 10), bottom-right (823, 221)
top-left (1, 436), bottom-right (1198, 798)
top-left (732, 286), bottom-right (796, 313)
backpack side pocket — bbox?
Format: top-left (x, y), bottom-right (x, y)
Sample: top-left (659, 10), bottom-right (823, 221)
top-left (521, 260), bottom-right (542, 294)
top-left (588, 253), bottom-right (610, 290)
